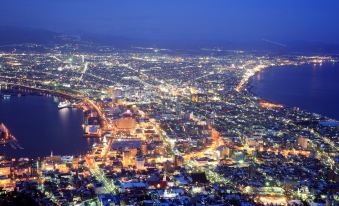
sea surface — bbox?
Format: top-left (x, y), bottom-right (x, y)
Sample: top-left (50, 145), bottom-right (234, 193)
top-left (0, 95), bottom-right (93, 158)
top-left (251, 62), bottom-right (339, 120)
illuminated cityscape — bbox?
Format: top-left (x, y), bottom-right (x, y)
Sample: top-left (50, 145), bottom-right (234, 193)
top-left (0, 1), bottom-right (339, 206)
top-left (0, 44), bottom-right (337, 205)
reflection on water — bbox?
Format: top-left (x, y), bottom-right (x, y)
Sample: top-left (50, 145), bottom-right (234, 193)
top-left (59, 108), bottom-right (69, 120)
top-left (251, 63), bottom-right (339, 120)
top-left (0, 95), bottom-right (93, 158)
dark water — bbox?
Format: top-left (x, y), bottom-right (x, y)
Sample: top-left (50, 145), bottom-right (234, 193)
top-left (251, 62), bottom-right (339, 120)
top-left (0, 95), bottom-right (92, 158)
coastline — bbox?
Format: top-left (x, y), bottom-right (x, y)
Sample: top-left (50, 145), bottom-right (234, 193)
top-left (246, 66), bottom-right (286, 105)
top-left (246, 63), bottom-right (339, 121)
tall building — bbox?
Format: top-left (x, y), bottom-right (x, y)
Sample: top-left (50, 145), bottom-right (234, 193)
top-left (135, 156), bottom-right (145, 170)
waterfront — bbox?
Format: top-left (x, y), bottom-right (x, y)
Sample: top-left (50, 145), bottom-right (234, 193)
top-left (251, 62), bottom-right (339, 120)
top-left (0, 95), bottom-right (91, 158)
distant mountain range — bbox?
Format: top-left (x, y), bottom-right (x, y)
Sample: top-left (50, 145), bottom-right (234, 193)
top-left (0, 26), bottom-right (58, 45)
top-left (0, 26), bottom-right (338, 54)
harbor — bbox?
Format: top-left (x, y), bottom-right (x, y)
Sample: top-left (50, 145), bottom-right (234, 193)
top-left (0, 94), bottom-right (90, 158)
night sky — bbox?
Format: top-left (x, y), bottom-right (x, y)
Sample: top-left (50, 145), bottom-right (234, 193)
top-left (1, 0), bottom-right (339, 44)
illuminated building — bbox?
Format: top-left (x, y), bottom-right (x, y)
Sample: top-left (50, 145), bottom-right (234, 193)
top-left (122, 150), bottom-right (131, 167)
top-left (122, 148), bottom-right (137, 168)
top-left (72, 158), bottom-right (79, 169)
top-left (54, 163), bottom-right (69, 174)
top-left (41, 155), bottom-right (69, 173)
top-left (0, 165), bottom-right (10, 176)
top-left (15, 167), bottom-right (31, 177)
top-left (135, 156), bottom-right (145, 170)
top-left (141, 142), bottom-right (148, 155)
top-left (113, 88), bottom-right (123, 99)
top-left (297, 136), bottom-right (309, 149)
top-left (98, 194), bottom-right (120, 206)
top-left (174, 155), bottom-right (184, 168)
top-left (254, 195), bottom-right (288, 205)
top-left (232, 151), bottom-right (246, 162)
top-left (191, 93), bottom-right (208, 102)
top-left (85, 125), bottom-right (101, 137)
top-left (114, 117), bottom-right (137, 133)
top-left (0, 176), bottom-right (11, 188)
top-left (216, 146), bottom-right (231, 159)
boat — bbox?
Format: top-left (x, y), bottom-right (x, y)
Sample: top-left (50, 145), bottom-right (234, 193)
top-left (3, 94), bottom-right (10, 100)
top-left (58, 101), bottom-right (72, 109)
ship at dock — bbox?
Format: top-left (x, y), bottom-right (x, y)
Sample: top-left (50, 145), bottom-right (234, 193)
top-left (58, 100), bottom-right (72, 109)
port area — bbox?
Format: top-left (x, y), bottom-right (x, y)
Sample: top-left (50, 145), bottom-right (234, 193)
top-left (0, 123), bottom-right (23, 150)
top-left (0, 84), bottom-right (106, 139)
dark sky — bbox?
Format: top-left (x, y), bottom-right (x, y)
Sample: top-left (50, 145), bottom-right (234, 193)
top-left (1, 0), bottom-right (339, 44)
